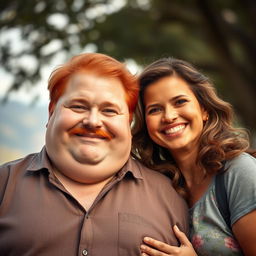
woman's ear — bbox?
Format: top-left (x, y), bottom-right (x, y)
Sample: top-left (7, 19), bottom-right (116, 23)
top-left (202, 108), bottom-right (209, 122)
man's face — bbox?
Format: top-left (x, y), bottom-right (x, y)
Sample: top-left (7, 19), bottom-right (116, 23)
top-left (45, 72), bottom-right (132, 184)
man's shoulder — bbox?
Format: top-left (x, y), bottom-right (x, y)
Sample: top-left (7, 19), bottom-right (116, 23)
top-left (130, 158), bottom-right (172, 182)
top-left (0, 152), bottom-right (41, 174)
top-left (130, 158), bottom-right (188, 216)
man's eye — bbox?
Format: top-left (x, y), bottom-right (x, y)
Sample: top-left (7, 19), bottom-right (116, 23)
top-left (70, 105), bottom-right (88, 111)
top-left (71, 105), bottom-right (83, 108)
top-left (102, 108), bottom-right (118, 115)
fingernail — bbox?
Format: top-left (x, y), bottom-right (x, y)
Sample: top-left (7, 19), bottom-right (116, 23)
top-left (174, 224), bottom-right (180, 231)
top-left (140, 244), bottom-right (146, 249)
top-left (143, 237), bottom-right (150, 242)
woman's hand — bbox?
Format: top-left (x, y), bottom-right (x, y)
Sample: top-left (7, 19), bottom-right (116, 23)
top-left (140, 225), bottom-right (197, 256)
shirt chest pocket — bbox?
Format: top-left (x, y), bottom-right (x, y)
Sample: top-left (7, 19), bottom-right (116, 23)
top-left (118, 212), bottom-right (160, 256)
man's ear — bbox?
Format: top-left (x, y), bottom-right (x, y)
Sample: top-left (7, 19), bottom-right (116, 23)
top-left (46, 102), bottom-right (55, 127)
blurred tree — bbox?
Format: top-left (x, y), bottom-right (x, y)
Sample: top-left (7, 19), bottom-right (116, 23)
top-left (0, 0), bottom-right (255, 138)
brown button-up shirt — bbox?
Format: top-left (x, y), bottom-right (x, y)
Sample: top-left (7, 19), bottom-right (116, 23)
top-left (0, 147), bottom-right (188, 256)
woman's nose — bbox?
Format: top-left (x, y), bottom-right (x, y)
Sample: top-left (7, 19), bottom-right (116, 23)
top-left (161, 107), bottom-right (178, 123)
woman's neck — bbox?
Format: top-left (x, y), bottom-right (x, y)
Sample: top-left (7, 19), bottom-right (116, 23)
top-left (171, 149), bottom-right (215, 207)
top-left (171, 148), bottom-right (210, 186)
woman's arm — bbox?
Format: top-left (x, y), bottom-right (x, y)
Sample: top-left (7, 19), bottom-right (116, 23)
top-left (140, 225), bottom-right (197, 256)
top-left (225, 154), bottom-right (256, 255)
top-left (232, 210), bottom-right (256, 256)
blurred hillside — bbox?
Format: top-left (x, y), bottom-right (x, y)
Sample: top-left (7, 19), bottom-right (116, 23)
top-left (0, 101), bottom-right (47, 164)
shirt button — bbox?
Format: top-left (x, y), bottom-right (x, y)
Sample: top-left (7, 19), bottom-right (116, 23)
top-left (82, 249), bottom-right (88, 255)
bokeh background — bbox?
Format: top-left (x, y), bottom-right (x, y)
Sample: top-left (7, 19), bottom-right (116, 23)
top-left (1, 0), bottom-right (256, 164)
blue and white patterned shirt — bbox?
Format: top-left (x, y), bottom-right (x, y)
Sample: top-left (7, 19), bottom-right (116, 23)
top-left (189, 153), bottom-right (256, 255)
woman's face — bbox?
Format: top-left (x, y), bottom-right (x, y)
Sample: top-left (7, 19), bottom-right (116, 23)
top-left (144, 75), bottom-right (208, 155)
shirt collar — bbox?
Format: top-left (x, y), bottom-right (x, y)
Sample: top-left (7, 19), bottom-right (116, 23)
top-left (116, 157), bottom-right (143, 180)
top-left (27, 146), bottom-right (53, 172)
top-left (27, 147), bottom-right (143, 181)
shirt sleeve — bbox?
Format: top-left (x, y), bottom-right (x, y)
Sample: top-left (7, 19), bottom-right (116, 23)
top-left (225, 153), bottom-right (256, 225)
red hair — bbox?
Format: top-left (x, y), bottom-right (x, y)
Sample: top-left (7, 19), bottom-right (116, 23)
top-left (48, 53), bottom-right (139, 121)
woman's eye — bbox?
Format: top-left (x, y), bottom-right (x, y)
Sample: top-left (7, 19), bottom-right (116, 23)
top-left (175, 99), bottom-right (187, 105)
top-left (147, 107), bottom-right (161, 115)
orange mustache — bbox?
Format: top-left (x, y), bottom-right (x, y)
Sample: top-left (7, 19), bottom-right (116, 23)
top-left (69, 127), bottom-right (113, 140)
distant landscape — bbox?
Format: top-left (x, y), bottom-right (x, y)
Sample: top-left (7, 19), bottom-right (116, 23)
top-left (0, 100), bottom-right (48, 164)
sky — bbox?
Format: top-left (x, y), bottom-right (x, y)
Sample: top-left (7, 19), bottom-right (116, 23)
top-left (0, 33), bottom-right (50, 164)
top-left (0, 100), bottom-right (48, 164)
top-left (0, 56), bottom-right (49, 164)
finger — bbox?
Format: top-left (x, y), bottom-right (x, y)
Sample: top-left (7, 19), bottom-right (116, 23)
top-left (141, 244), bottom-right (170, 256)
top-left (173, 225), bottom-right (192, 247)
top-left (142, 237), bottom-right (175, 254)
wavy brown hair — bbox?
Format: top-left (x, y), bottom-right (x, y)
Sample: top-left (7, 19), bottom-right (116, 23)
top-left (132, 57), bottom-right (255, 198)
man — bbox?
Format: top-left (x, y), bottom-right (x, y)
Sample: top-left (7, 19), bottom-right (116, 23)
top-left (0, 53), bottom-right (188, 255)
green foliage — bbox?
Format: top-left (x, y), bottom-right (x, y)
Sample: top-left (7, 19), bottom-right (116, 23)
top-left (0, 0), bottom-right (256, 138)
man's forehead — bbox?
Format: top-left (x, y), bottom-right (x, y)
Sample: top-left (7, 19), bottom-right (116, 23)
top-left (59, 83), bottom-right (127, 109)
top-left (65, 72), bottom-right (123, 92)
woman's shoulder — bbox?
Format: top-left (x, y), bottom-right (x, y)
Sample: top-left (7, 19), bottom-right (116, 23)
top-left (224, 152), bottom-right (256, 182)
top-left (223, 153), bottom-right (256, 225)
top-left (226, 152), bottom-right (256, 170)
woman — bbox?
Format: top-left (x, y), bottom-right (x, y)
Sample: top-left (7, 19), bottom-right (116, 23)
top-left (132, 57), bottom-right (256, 255)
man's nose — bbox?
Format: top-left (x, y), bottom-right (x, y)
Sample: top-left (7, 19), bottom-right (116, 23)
top-left (83, 108), bottom-right (102, 128)
top-left (161, 106), bottom-right (178, 123)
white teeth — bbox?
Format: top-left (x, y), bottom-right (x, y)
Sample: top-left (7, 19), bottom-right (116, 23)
top-left (165, 125), bottom-right (185, 134)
